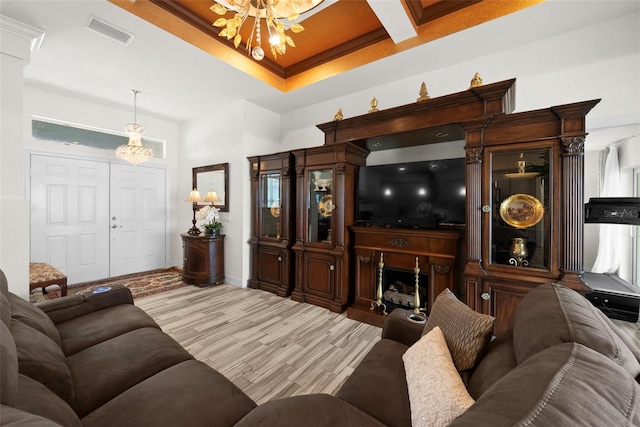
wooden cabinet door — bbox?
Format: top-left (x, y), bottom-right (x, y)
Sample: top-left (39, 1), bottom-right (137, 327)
top-left (302, 251), bottom-right (335, 299)
top-left (482, 280), bottom-right (532, 336)
top-left (183, 239), bottom-right (209, 277)
top-left (181, 234), bottom-right (224, 286)
top-left (258, 246), bottom-right (284, 285)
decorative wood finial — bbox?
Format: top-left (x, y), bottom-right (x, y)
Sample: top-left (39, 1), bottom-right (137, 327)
top-left (469, 72), bottom-right (483, 88)
top-left (333, 108), bottom-right (343, 121)
top-left (417, 82), bottom-right (431, 102)
top-left (368, 97), bottom-right (379, 113)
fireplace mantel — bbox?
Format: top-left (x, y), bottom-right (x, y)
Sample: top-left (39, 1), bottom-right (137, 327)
top-left (349, 226), bottom-right (462, 327)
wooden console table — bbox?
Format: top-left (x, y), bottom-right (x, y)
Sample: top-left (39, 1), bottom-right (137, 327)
top-left (348, 227), bottom-right (462, 327)
top-left (181, 233), bottom-right (225, 286)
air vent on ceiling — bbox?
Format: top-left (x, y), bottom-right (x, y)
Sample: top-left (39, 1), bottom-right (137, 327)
top-left (84, 15), bottom-right (135, 45)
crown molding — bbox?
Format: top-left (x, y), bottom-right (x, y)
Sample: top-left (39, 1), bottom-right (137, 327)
top-left (0, 14), bottom-right (46, 53)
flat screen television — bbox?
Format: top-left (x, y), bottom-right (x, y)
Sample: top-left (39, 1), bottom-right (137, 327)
top-left (357, 158), bottom-right (466, 228)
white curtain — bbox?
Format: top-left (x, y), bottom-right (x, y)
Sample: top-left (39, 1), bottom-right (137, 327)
top-left (591, 145), bottom-right (622, 274)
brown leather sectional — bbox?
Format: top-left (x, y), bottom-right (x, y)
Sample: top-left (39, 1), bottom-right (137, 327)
top-left (2, 268), bottom-right (639, 426)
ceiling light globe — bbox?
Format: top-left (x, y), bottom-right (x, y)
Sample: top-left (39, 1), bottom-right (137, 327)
top-left (269, 34), bottom-right (280, 46)
top-left (251, 45), bottom-right (265, 61)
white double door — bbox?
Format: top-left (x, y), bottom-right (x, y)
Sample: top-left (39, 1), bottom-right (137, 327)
top-left (30, 155), bottom-right (166, 284)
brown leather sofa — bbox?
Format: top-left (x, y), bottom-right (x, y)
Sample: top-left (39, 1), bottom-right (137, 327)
top-left (2, 265), bottom-right (639, 426)
top-left (0, 270), bottom-right (256, 426)
top-left (236, 283), bottom-right (640, 426)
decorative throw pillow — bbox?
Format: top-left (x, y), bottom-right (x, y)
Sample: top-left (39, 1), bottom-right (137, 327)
top-left (422, 289), bottom-right (495, 371)
top-left (403, 326), bottom-right (475, 427)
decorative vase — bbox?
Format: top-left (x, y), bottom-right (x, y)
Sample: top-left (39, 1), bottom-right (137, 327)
top-left (508, 237), bottom-right (529, 266)
top-left (204, 228), bottom-right (218, 237)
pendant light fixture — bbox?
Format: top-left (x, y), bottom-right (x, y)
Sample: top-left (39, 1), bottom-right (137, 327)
top-left (116, 89), bottom-right (154, 165)
top-left (211, 0), bottom-right (323, 61)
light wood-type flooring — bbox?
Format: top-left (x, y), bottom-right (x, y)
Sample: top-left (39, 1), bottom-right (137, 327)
top-left (135, 284), bottom-right (382, 404)
top-left (136, 284), bottom-right (640, 406)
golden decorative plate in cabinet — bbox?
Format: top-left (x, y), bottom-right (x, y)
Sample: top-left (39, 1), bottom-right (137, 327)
top-left (270, 199), bottom-right (280, 218)
top-left (499, 194), bottom-right (544, 228)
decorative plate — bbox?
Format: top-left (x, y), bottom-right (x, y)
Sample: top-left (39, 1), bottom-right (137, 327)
top-left (499, 194), bottom-right (544, 228)
top-left (318, 195), bottom-right (335, 218)
top-left (270, 199), bottom-right (280, 218)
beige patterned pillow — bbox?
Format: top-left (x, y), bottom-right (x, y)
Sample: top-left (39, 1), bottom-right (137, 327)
top-left (403, 326), bottom-right (475, 427)
top-left (423, 289), bottom-right (495, 371)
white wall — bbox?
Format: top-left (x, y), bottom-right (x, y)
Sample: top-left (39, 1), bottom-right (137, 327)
top-left (281, 12), bottom-right (639, 147)
top-left (1, 17), bottom-right (42, 297)
top-left (19, 86), bottom-right (180, 289)
top-left (179, 100), bottom-right (281, 286)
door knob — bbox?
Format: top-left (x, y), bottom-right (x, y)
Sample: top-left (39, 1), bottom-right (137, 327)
top-left (277, 256), bottom-right (282, 262)
top-left (329, 265), bottom-right (335, 271)
top-left (481, 292), bottom-right (490, 301)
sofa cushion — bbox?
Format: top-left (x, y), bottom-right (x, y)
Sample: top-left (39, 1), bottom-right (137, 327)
top-left (0, 405), bottom-right (65, 427)
top-left (1, 270), bottom-right (11, 327)
top-left (66, 327), bottom-right (193, 417)
top-left (450, 342), bottom-right (640, 427)
top-left (513, 283), bottom-right (640, 378)
top-left (466, 328), bottom-right (517, 400)
top-left (234, 394), bottom-right (385, 427)
top-left (15, 374), bottom-right (82, 427)
top-left (10, 319), bottom-right (74, 406)
top-left (38, 285), bottom-right (134, 325)
top-left (9, 293), bottom-right (61, 346)
top-left (422, 289), bottom-right (495, 371)
top-left (403, 326), bottom-right (475, 427)
top-left (82, 360), bottom-right (256, 427)
top-left (336, 339), bottom-right (411, 427)
top-left (0, 322), bottom-right (18, 406)
top-left (56, 304), bottom-right (160, 356)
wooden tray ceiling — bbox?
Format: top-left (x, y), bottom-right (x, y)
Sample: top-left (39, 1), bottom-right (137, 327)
top-left (110, 0), bottom-right (543, 91)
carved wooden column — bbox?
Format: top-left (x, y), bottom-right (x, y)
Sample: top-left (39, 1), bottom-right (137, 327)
top-left (461, 120), bottom-right (489, 311)
top-left (560, 136), bottom-right (588, 289)
top-left (553, 100), bottom-right (601, 292)
top-left (291, 151), bottom-right (306, 302)
top-left (247, 157), bottom-right (260, 289)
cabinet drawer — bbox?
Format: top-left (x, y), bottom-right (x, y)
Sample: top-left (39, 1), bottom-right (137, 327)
top-left (353, 228), bottom-right (460, 256)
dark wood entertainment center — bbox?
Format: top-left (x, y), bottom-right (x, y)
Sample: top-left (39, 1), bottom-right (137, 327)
top-left (248, 77), bottom-right (600, 332)
top-left (350, 226), bottom-right (461, 327)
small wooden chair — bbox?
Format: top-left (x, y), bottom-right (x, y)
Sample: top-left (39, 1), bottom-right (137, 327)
top-left (29, 263), bottom-right (68, 297)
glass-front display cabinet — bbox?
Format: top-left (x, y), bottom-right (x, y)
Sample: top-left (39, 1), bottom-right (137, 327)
top-left (462, 100), bottom-right (599, 335)
top-left (292, 143), bottom-right (368, 313)
top-left (247, 152), bottom-right (295, 297)
top-left (307, 168), bottom-right (334, 244)
top-left (261, 172), bottom-right (281, 239)
top-left (488, 147), bottom-right (553, 272)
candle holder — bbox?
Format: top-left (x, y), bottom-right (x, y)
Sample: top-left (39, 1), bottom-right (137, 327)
top-left (407, 257), bottom-right (427, 323)
top-left (370, 252), bottom-right (388, 315)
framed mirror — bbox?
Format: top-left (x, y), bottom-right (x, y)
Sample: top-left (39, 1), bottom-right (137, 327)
top-left (193, 163), bottom-right (229, 212)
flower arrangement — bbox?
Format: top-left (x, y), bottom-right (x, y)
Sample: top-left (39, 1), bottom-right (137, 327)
top-left (196, 205), bottom-right (222, 232)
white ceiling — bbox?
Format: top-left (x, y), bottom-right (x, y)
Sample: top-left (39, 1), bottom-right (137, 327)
top-left (1, 0), bottom-right (639, 151)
